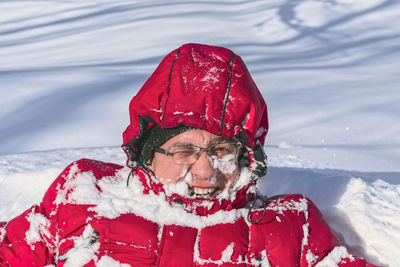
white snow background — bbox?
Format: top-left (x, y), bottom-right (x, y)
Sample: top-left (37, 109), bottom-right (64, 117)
top-left (0, 0), bottom-right (399, 266)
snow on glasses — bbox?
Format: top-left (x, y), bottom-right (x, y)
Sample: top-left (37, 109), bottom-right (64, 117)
top-left (154, 142), bottom-right (240, 165)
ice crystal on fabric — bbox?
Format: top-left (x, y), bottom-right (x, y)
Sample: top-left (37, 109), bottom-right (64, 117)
top-left (25, 209), bottom-right (51, 249)
top-left (63, 225), bottom-right (100, 267)
top-left (97, 255), bottom-right (132, 267)
top-left (306, 250), bottom-right (318, 266)
top-left (301, 222), bottom-right (310, 248)
top-left (173, 111), bottom-right (194, 116)
top-left (250, 249), bottom-right (271, 267)
top-left (221, 242), bottom-right (235, 262)
top-left (315, 246), bottom-right (354, 266)
top-left (255, 127), bottom-right (267, 138)
top-left (267, 196), bottom-right (309, 217)
top-left (241, 113), bottom-right (250, 127)
top-left (0, 224), bottom-right (6, 243)
top-left (53, 163), bottom-right (81, 205)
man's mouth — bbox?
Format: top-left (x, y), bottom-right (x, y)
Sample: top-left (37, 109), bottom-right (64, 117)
top-left (190, 187), bottom-right (219, 199)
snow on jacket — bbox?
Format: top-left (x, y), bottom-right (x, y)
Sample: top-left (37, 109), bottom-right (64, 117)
top-left (0, 159), bottom-right (375, 266)
top-left (0, 44), bottom-right (376, 266)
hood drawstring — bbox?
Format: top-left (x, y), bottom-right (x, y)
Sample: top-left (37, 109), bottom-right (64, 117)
top-left (126, 168), bottom-right (154, 187)
top-left (247, 187), bottom-right (267, 224)
top-left (127, 169), bottom-right (134, 187)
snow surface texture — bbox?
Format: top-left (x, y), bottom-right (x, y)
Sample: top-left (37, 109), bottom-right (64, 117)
top-left (0, 0), bottom-right (399, 266)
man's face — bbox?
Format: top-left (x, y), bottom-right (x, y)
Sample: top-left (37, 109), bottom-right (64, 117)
top-left (149, 129), bottom-right (240, 199)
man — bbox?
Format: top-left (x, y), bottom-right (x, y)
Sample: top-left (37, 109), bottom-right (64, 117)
top-left (0, 43), bottom-right (375, 266)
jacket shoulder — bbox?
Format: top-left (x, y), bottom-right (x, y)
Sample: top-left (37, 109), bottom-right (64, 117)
top-left (51, 158), bottom-right (124, 186)
top-left (249, 194), bottom-right (308, 222)
top-left (40, 159), bottom-right (125, 212)
top-left (267, 193), bottom-right (308, 203)
top-left (72, 158), bottom-right (124, 177)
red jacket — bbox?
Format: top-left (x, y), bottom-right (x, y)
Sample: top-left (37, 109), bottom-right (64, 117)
top-left (0, 44), bottom-right (376, 266)
top-left (0, 159), bottom-right (374, 266)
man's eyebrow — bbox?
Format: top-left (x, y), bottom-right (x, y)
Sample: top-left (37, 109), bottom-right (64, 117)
top-left (168, 141), bottom-right (193, 147)
top-left (168, 137), bottom-right (237, 148)
top-left (210, 136), bottom-right (236, 144)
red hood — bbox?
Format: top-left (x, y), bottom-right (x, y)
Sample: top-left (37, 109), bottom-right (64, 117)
top-left (122, 43), bottom-right (268, 192)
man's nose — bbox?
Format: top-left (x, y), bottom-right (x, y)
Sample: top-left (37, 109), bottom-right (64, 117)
top-left (190, 151), bottom-right (216, 182)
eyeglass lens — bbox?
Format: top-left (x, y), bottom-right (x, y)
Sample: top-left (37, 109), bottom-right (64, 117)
top-left (169, 143), bottom-right (238, 165)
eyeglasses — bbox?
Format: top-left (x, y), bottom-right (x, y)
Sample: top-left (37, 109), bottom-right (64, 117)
top-left (154, 142), bottom-right (240, 165)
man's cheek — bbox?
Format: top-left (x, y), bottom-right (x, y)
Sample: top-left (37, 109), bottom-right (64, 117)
top-left (162, 164), bottom-right (185, 184)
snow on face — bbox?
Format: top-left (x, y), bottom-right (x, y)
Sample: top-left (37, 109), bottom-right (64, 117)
top-left (150, 129), bottom-right (240, 198)
top-left (164, 180), bottom-right (190, 196)
top-left (208, 175), bottom-right (217, 184)
top-left (212, 154), bottom-right (237, 174)
top-left (159, 167), bottom-right (191, 196)
top-left (184, 169), bottom-right (192, 183)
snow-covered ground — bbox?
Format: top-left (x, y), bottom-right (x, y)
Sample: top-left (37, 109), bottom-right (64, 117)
top-left (0, 0), bottom-right (399, 266)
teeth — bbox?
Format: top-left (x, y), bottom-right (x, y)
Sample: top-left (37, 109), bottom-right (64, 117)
top-left (193, 188), bottom-right (215, 194)
top-left (191, 187), bottom-right (217, 198)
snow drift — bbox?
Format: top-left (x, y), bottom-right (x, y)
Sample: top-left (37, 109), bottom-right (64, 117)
top-left (0, 0), bottom-right (399, 266)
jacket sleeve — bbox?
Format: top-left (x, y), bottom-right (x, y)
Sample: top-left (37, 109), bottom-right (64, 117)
top-left (0, 161), bottom-right (79, 266)
top-left (0, 204), bottom-right (56, 266)
top-left (0, 159), bottom-right (121, 266)
top-left (302, 197), bottom-right (378, 267)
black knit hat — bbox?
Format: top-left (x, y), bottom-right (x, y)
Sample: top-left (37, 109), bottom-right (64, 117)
top-left (137, 124), bottom-right (196, 166)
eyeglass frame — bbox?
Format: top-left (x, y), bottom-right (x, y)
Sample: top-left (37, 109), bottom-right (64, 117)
top-left (153, 142), bottom-right (241, 165)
